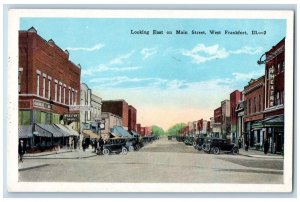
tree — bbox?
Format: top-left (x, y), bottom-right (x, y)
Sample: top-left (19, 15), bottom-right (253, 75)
top-left (151, 125), bottom-right (165, 137)
top-left (167, 123), bottom-right (186, 136)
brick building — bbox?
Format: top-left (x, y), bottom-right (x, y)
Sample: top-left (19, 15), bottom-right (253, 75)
top-left (243, 76), bottom-right (265, 149)
top-left (221, 100), bottom-right (231, 139)
top-left (101, 99), bottom-right (129, 129)
top-left (128, 105), bottom-right (137, 132)
top-left (253, 38), bottom-right (285, 153)
top-left (136, 123), bottom-right (141, 134)
top-left (230, 90), bottom-right (243, 143)
top-left (212, 107), bottom-right (222, 137)
top-left (140, 126), bottom-right (152, 136)
top-left (18, 27), bottom-right (81, 147)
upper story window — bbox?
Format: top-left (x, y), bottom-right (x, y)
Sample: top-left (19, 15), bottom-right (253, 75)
top-left (18, 68), bottom-right (23, 93)
top-left (54, 80), bottom-right (58, 101)
top-left (48, 76), bottom-right (52, 99)
top-left (36, 70), bottom-right (41, 96)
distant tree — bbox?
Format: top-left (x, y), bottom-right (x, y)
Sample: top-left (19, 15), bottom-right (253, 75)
top-left (151, 125), bottom-right (165, 137)
top-left (167, 123), bottom-right (186, 136)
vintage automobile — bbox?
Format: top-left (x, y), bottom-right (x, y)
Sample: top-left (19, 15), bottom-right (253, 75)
top-left (102, 137), bottom-right (129, 155)
top-left (184, 135), bottom-right (194, 146)
top-left (203, 138), bottom-right (239, 155)
top-left (193, 137), bottom-right (208, 151)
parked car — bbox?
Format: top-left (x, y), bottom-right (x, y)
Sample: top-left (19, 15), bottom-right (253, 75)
top-left (204, 138), bottom-right (239, 155)
top-left (102, 137), bottom-right (128, 155)
top-left (184, 136), bottom-right (194, 146)
top-left (193, 137), bottom-right (208, 150)
top-left (176, 136), bottom-right (185, 142)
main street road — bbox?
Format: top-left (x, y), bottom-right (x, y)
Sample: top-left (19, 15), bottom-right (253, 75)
top-left (19, 137), bottom-right (283, 183)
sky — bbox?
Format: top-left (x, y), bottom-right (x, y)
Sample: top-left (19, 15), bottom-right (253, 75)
top-left (20, 18), bottom-right (286, 130)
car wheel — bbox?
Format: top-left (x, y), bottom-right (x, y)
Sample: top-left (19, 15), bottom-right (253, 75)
top-left (202, 144), bottom-right (206, 151)
top-left (102, 148), bottom-right (110, 156)
top-left (129, 146), bottom-right (134, 152)
top-left (232, 147), bottom-right (239, 155)
top-left (213, 147), bottom-right (220, 155)
top-left (193, 141), bottom-right (197, 148)
top-left (184, 140), bottom-right (188, 144)
top-left (121, 147), bottom-right (128, 155)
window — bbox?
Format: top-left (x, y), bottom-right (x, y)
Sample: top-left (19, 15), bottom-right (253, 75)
top-left (59, 83), bottom-right (62, 103)
top-left (258, 95), bottom-right (261, 112)
top-left (54, 82), bottom-right (58, 101)
top-left (18, 68), bottom-right (23, 93)
top-left (253, 97), bottom-right (256, 113)
top-left (19, 110), bottom-right (31, 125)
top-left (282, 61), bottom-right (285, 71)
top-left (42, 76), bottom-right (46, 97)
top-left (276, 92), bottom-right (280, 105)
top-left (71, 90), bottom-right (74, 105)
top-left (48, 79), bottom-right (51, 99)
top-left (68, 88), bottom-right (71, 105)
top-left (36, 74), bottom-right (40, 96)
top-left (74, 91), bottom-right (77, 105)
top-left (64, 86), bottom-right (66, 104)
top-left (277, 63), bottom-right (281, 74)
top-left (248, 99), bottom-right (251, 114)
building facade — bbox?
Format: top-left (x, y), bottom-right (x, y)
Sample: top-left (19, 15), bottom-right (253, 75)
top-left (253, 38), bottom-right (285, 153)
top-left (128, 105), bottom-right (137, 132)
top-left (18, 27), bottom-right (81, 147)
top-left (230, 90), bottom-right (243, 143)
top-left (221, 100), bottom-right (231, 139)
top-left (212, 107), bottom-right (222, 137)
top-left (102, 99), bottom-right (129, 129)
top-left (243, 76), bottom-right (265, 149)
top-left (100, 112), bottom-right (122, 140)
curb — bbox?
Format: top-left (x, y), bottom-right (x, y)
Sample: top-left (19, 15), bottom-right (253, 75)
top-left (24, 150), bottom-right (73, 157)
top-left (24, 154), bottom-right (97, 160)
top-left (18, 164), bottom-right (50, 171)
top-left (239, 153), bottom-right (284, 159)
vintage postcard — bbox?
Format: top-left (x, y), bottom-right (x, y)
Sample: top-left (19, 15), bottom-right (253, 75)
top-left (7, 9), bottom-right (294, 192)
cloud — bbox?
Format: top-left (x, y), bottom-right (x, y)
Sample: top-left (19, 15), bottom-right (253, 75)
top-left (182, 44), bottom-right (263, 64)
top-left (229, 46), bottom-right (263, 55)
top-left (141, 48), bottom-right (157, 59)
top-left (82, 65), bottom-right (141, 76)
top-left (109, 50), bottom-right (135, 65)
top-left (182, 44), bottom-right (229, 63)
top-left (66, 43), bottom-right (105, 51)
top-left (232, 69), bottom-right (265, 81)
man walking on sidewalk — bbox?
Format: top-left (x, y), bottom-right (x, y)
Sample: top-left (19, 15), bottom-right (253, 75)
top-left (264, 138), bottom-right (269, 155)
top-left (18, 140), bottom-right (26, 163)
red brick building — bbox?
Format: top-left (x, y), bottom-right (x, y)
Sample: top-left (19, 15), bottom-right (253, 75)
top-left (101, 99), bottom-right (129, 128)
top-left (230, 90), bottom-right (243, 143)
top-left (253, 38), bottom-right (285, 153)
top-left (140, 126), bottom-right (152, 136)
top-left (128, 105), bottom-right (137, 132)
top-left (18, 27), bottom-right (81, 147)
top-left (136, 123), bottom-right (141, 134)
top-left (243, 76), bottom-right (265, 148)
top-left (214, 107), bottom-right (222, 123)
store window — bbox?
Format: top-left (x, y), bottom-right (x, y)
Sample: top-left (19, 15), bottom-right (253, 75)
top-left (19, 110), bottom-right (31, 125)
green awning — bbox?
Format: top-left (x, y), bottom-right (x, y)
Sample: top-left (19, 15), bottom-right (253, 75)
top-left (252, 115), bottom-right (284, 129)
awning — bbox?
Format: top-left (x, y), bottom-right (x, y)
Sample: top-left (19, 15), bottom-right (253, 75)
top-left (18, 125), bottom-right (33, 138)
top-left (55, 124), bottom-right (79, 137)
top-left (35, 124), bottom-right (64, 137)
top-left (252, 115), bottom-right (284, 129)
top-left (82, 130), bottom-right (99, 139)
top-left (111, 126), bottom-right (133, 138)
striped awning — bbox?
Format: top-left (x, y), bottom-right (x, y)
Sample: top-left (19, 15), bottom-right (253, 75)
top-left (65, 125), bottom-right (80, 136)
top-left (82, 130), bottom-right (99, 139)
top-left (18, 125), bottom-right (33, 138)
top-left (35, 124), bottom-right (64, 137)
top-left (111, 126), bottom-right (133, 138)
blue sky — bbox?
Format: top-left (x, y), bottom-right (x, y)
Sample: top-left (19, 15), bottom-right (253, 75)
top-left (20, 18), bottom-right (286, 130)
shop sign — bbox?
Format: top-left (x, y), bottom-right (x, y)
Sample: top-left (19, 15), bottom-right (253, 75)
top-left (63, 113), bottom-right (80, 122)
top-left (69, 105), bottom-right (91, 111)
top-left (33, 99), bottom-right (52, 110)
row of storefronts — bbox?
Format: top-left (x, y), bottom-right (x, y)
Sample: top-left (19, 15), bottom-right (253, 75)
top-left (18, 27), bottom-right (152, 151)
top-left (180, 38), bottom-right (285, 154)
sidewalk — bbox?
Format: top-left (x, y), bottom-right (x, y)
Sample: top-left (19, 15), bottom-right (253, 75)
top-left (23, 148), bottom-right (97, 159)
top-left (239, 148), bottom-right (284, 159)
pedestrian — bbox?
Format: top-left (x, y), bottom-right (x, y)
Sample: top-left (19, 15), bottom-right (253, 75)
top-left (82, 139), bottom-right (86, 152)
top-left (245, 140), bottom-right (249, 151)
top-left (18, 140), bottom-right (26, 163)
top-left (238, 139), bottom-right (242, 149)
top-left (264, 138), bottom-right (269, 154)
